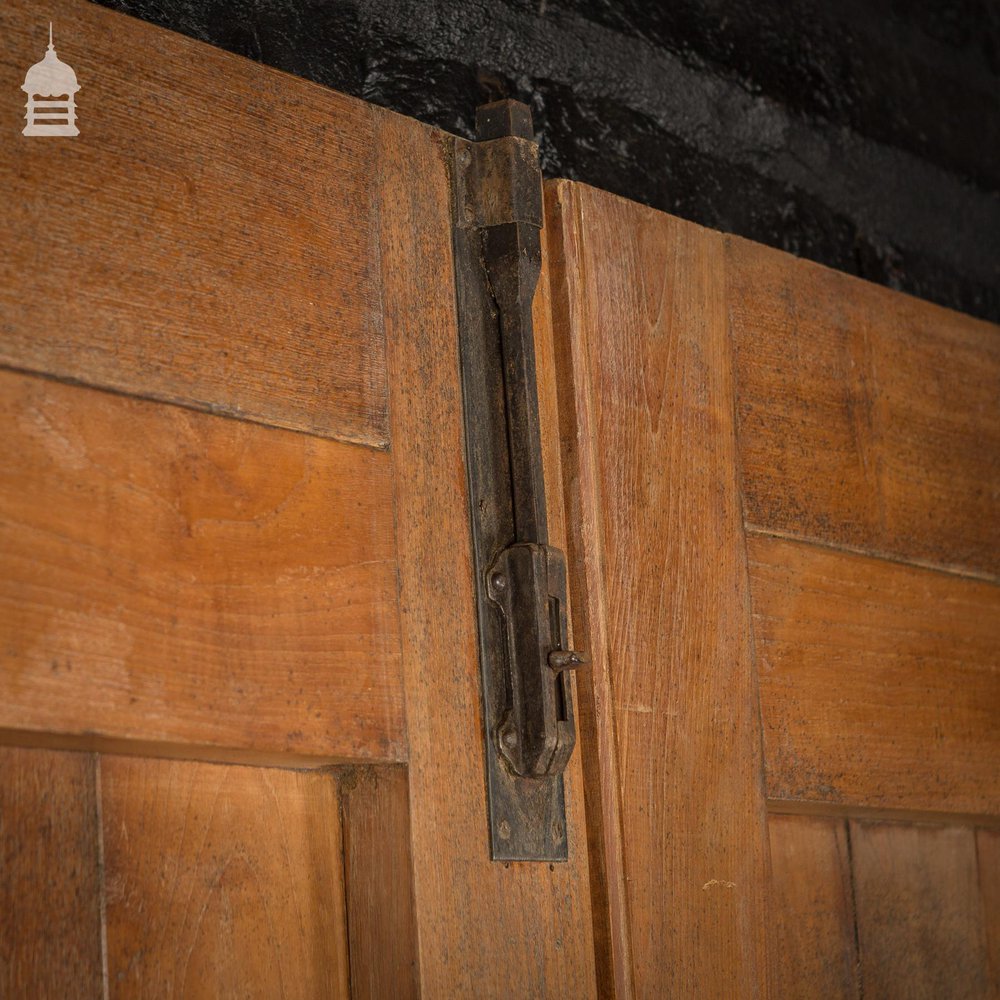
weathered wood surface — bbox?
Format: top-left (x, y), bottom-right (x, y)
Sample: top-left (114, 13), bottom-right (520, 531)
top-left (851, 821), bottom-right (990, 999)
top-left (544, 180), bottom-right (633, 999)
top-left (101, 757), bottom-right (350, 998)
top-left (380, 119), bottom-right (597, 997)
top-left (751, 533), bottom-right (1000, 816)
top-left (728, 236), bottom-right (1000, 578)
top-left (340, 766), bottom-right (420, 1000)
top-left (0, 370), bottom-right (403, 762)
top-left (979, 828), bottom-right (1000, 998)
top-left (550, 181), bottom-right (771, 998)
top-left (0, 0), bottom-right (387, 447)
top-left (0, 747), bottom-right (103, 999)
top-left (767, 814), bottom-right (859, 1000)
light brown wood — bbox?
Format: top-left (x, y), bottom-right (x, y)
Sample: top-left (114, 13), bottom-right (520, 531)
top-left (340, 766), bottom-right (419, 1000)
top-left (0, 0), bottom-right (387, 447)
top-left (851, 821), bottom-right (990, 999)
top-left (543, 182), bottom-right (634, 998)
top-left (0, 370), bottom-right (403, 762)
top-left (378, 116), bottom-right (597, 997)
top-left (101, 756), bottom-right (350, 998)
top-left (980, 829), bottom-right (1000, 998)
top-left (751, 533), bottom-right (1000, 816)
top-left (0, 747), bottom-right (102, 999)
top-left (759, 797), bottom-right (1000, 830)
top-left (549, 181), bottom-right (771, 998)
top-left (727, 236), bottom-right (1000, 578)
top-left (6, 0), bottom-right (994, 989)
top-left (768, 814), bottom-right (859, 1000)
top-left (544, 181), bottom-right (634, 999)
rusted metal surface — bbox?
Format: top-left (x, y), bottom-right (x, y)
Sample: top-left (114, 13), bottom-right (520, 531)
top-left (487, 543), bottom-right (576, 779)
top-left (452, 100), bottom-right (583, 861)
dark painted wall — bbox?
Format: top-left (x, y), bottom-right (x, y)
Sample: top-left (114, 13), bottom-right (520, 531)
top-left (98, 0), bottom-right (1000, 322)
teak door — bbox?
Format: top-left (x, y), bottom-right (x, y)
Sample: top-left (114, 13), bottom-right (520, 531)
top-left (544, 184), bottom-right (1000, 998)
top-left (2, 2), bottom-right (999, 998)
top-left (0, 1), bottom-right (597, 996)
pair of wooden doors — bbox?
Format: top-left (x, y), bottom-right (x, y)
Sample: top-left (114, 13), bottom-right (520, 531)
top-left (2, 1), bottom-right (998, 996)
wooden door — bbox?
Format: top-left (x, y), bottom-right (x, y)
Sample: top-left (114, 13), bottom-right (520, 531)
top-left (544, 181), bottom-right (1000, 998)
top-left (0, 1), bottom-right (597, 997)
top-left (4, 2), bottom-right (999, 998)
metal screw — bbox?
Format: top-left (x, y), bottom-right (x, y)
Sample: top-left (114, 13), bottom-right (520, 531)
top-left (491, 572), bottom-right (507, 592)
top-left (501, 728), bottom-right (518, 748)
top-left (551, 819), bottom-right (565, 843)
top-left (498, 819), bottom-right (512, 840)
top-left (459, 147), bottom-right (472, 166)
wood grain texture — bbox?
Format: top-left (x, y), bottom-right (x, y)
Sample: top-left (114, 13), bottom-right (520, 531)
top-left (767, 814), bottom-right (859, 1000)
top-left (980, 829), bottom-right (1000, 999)
top-left (378, 117), bottom-right (597, 996)
top-left (552, 181), bottom-right (771, 998)
top-left (751, 533), bottom-right (1000, 816)
top-left (101, 756), bottom-right (350, 998)
top-left (0, 0), bottom-right (386, 447)
top-left (544, 181), bottom-right (634, 999)
top-left (0, 747), bottom-right (102, 999)
top-left (0, 370), bottom-right (403, 762)
top-left (851, 821), bottom-right (989, 999)
top-left (728, 236), bottom-right (1000, 578)
top-left (340, 766), bottom-right (419, 1000)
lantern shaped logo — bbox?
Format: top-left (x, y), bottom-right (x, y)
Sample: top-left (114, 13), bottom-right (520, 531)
top-left (22, 24), bottom-right (80, 137)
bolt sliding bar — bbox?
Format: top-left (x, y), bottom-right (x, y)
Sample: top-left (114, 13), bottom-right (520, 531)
top-left (452, 100), bottom-right (586, 861)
